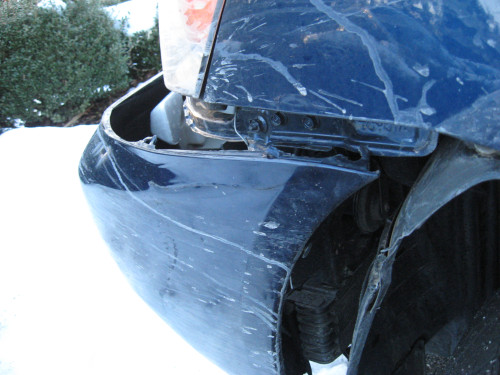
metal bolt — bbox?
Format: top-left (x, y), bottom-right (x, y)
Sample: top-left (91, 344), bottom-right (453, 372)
top-left (302, 116), bottom-right (316, 130)
top-left (270, 113), bottom-right (283, 127)
top-left (248, 119), bottom-right (261, 132)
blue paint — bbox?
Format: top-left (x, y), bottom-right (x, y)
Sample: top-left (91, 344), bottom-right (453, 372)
top-left (204, 0), bottom-right (500, 149)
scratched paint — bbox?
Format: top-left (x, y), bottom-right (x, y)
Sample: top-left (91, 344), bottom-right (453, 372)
top-left (80, 103), bottom-right (378, 375)
top-left (204, 0), bottom-right (500, 144)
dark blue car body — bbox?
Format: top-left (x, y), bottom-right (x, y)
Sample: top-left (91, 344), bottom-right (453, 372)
top-left (80, 1), bottom-right (500, 374)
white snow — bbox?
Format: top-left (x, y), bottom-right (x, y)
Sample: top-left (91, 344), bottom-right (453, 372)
top-left (9, 119), bottom-right (26, 129)
top-left (311, 357), bottom-right (349, 375)
top-left (0, 126), bottom-right (228, 375)
top-left (37, 0), bottom-right (66, 12)
top-left (36, 0), bottom-right (158, 35)
top-left (106, 0), bottom-right (158, 35)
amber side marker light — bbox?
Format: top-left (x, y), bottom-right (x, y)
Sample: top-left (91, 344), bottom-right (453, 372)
top-left (159, 0), bottom-right (224, 97)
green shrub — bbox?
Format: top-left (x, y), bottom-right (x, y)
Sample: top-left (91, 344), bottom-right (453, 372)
top-left (99, 0), bottom-right (124, 5)
top-left (0, 0), bottom-right (130, 125)
top-left (128, 16), bottom-right (161, 80)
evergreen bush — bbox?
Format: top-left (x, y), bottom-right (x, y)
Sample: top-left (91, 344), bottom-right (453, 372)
top-left (0, 0), bottom-right (130, 125)
top-left (128, 16), bottom-right (161, 80)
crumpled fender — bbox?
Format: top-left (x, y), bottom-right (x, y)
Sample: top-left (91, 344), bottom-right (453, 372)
top-left (79, 121), bottom-right (378, 375)
top-left (347, 139), bottom-right (500, 375)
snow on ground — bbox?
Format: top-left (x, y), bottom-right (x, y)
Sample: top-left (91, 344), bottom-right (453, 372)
top-left (106, 0), bottom-right (158, 35)
top-left (0, 126), bottom-right (347, 375)
top-left (311, 357), bottom-right (348, 375)
top-left (0, 126), bottom-right (227, 375)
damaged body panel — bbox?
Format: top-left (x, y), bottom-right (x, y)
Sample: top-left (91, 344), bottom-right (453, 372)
top-left (349, 139), bottom-right (500, 374)
top-left (79, 80), bottom-right (378, 375)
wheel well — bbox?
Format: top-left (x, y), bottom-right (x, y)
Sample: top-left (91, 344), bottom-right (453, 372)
top-left (359, 180), bottom-right (500, 374)
top-left (281, 165), bottom-right (500, 374)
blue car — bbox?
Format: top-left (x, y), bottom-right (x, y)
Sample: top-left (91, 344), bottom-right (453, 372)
top-left (79, 1), bottom-right (500, 374)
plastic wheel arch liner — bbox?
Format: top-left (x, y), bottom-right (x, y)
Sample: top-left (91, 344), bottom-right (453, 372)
top-left (347, 139), bottom-right (500, 375)
top-left (79, 124), bottom-right (378, 374)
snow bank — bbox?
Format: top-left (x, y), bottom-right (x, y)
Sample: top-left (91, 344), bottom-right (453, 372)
top-left (0, 126), bottom-right (227, 375)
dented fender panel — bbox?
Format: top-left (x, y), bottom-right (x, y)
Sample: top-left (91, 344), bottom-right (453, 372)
top-left (79, 119), bottom-right (378, 375)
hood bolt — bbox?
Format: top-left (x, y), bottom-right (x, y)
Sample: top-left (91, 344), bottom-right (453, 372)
top-left (302, 116), bottom-right (317, 130)
top-left (248, 119), bottom-right (261, 132)
top-left (270, 113), bottom-right (284, 127)
top-left (248, 117), bottom-right (267, 132)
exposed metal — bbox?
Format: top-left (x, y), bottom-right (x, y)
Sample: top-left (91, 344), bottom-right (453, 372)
top-left (234, 108), bottom-right (438, 156)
